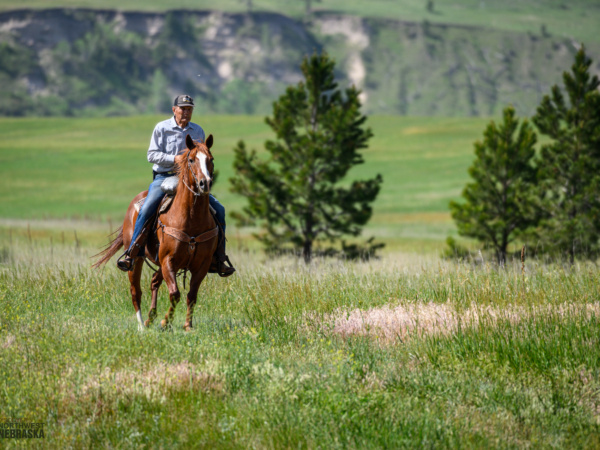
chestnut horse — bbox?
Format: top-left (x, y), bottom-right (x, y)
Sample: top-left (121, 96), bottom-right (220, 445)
top-left (94, 134), bottom-right (218, 331)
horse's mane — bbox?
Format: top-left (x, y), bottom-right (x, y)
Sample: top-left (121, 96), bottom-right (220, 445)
top-left (174, 148), bottom-right (194, 185)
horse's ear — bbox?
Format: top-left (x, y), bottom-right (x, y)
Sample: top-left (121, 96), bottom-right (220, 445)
top-left (205, 134), bottom-right (213, 149)
top-left (186, 134), bottom-right (195, 151)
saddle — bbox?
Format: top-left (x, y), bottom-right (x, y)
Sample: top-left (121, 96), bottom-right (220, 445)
top-left (133, 194), bottom-right (217, 220)
top-left (134, 195), bottom-right (174, 216)
top-left (134, 175), bottom-right (178, 215)
top-left (133, 176), bottom-right (216, 217)
top-left (133, 177), bottom-right (218, 262)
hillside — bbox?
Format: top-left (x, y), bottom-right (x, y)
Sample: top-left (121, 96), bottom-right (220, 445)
top-left (2, 0), bottom-right (600, 45)
top-left (0, 7), bottom-right (599, 117)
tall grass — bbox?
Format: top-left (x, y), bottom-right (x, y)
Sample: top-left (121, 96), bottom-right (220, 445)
top-left (1, 234), bottom-right (599, 448)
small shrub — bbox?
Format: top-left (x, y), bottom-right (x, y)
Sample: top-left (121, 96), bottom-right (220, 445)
top-left (443, 236), bottom-right (471, 260)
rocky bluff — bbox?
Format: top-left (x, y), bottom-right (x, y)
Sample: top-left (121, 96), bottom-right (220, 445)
top-left (0, 8), bottom-right (596, 116)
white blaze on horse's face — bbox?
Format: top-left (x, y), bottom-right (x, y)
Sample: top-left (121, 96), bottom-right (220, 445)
top-left (196, 152), bottom-right (212, 192)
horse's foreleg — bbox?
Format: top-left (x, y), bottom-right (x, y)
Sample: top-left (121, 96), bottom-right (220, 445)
top-left (145, 269), bottom-right (163, 327)
top-left (184, 272), bottom-right (207, 331)
top-left (160, 263), bottom-right (180, 329)
top-left (128, 259), bottom-right (145, 331)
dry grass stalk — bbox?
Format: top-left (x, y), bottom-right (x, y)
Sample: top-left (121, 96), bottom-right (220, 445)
top-left (59, 360), bottom-right (225, 410)
top-left (328, 301), bottom-right (600, 343)
top-left (2, 334), bottom-right (15, 349)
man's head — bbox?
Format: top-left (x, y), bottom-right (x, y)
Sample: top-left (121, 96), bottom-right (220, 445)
top-left (172, 94), bottom-right (194, 128)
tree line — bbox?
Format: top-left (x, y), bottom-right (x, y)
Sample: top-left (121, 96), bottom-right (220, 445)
top-left (449, 46), bottom-right (600, 265)
top-left (229, 46), bottom-right (600, 265)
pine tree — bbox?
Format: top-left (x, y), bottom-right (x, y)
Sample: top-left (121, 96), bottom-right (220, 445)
top-left (230, 52), bottom-right (383, 263)
top-left (532, 46), bottom-right (600, 263)
top-left (449, 106), bottom-right (539, 265)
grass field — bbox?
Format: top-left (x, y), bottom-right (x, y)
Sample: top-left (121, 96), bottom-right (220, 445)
top-left (1, 236), bottom-right (600, 447)
top-left (0, 114), bottom-right (489, 253)
top-left (2, 114), bottom-right (600, 447)
top-left (1, 0), bottom-right (599, 45)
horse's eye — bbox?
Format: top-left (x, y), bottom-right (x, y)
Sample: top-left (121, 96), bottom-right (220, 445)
top-left (189, 158), bottom-right (194, 163)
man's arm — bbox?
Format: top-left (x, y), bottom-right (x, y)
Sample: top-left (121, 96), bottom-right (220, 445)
top-left (147, 126), bottom-right (175, 166)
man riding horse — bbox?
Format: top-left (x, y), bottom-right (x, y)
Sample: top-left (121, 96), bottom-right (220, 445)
top-left (117, 94), bottom-right (235, 277)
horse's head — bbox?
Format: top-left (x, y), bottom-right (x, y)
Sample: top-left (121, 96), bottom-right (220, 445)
top-left (175, 134), bottom-right (215, 196)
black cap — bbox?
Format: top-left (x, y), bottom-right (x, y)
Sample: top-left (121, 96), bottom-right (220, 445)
top-left (173, 94), bottom-right (194, 107)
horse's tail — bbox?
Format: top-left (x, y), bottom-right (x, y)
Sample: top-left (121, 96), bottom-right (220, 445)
top-left (92, 226), bottom-right (124, 269)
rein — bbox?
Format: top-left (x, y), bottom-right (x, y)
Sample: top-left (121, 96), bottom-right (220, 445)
top-left (156, 151), bottom-right (216, 284)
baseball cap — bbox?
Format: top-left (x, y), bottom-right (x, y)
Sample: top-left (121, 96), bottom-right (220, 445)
top-left (173, 94), bottom-right (195, 107)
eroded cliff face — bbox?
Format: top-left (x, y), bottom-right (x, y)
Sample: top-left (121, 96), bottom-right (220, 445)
top-left (0, 9), bottom-right (318, 115)
top-left (0, 8), bottom-right (596, 116)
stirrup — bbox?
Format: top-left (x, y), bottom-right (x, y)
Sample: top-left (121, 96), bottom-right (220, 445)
top-left (117, 253), bottom-right (135, 272)
top-left (117, 232), bottom-right (149, 272)
top-left (116, 244), bottom-right (144, 272)
top-left (217, 255), bottom-right (236, 278)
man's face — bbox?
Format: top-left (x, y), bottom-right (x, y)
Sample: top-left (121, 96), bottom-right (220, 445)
top-left (173, 106), bottom-right (193, 127)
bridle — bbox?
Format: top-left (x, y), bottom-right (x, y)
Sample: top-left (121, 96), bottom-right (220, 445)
top-left (182, 153), bottom-right (212, 198)
top-left (155, 144), bottom-right (218, 281)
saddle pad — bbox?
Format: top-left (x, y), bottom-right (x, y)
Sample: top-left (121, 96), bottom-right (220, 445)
top-left (134, 197), bottom-right (144, 213)
top-left (133, 195), bottom-right (174, 215)
top-left (159, 196), bottom-right (174, 214)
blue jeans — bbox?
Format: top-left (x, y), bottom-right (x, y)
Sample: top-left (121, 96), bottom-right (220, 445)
top-left (128, 172), bottom-right (226, 255)
top-left (210, 194), bottom-right (226, 252)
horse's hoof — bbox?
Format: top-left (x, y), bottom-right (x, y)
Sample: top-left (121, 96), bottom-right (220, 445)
top-left (160, 319), bottom-right (172, 331)
top-left (138, 323), bottom-right (145, 332)
top-left (183, 323), bottom-right (193, 332)
top-left (144, 319), bottom-right (152, 327)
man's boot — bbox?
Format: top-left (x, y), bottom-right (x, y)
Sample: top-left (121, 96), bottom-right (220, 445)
top-left (217, 252), bottom-right (236, 277)
top-left (117, 252), bottom-right (137, 272)
top-left (209, 237), bottom-right (236, 277)
top-left (117, 229), bottom-right (149, 272)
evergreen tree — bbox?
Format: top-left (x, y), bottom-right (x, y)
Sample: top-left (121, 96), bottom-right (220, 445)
top-left (230, 52), bottom-right (383, 263)
top-left (532, 46), bottom-right (600, 263)
top-left (449, 106), bottom-right (539, 265)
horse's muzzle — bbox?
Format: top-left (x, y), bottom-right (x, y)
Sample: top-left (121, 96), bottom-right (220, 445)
top-left (197, 178), bottom-right (213, 195)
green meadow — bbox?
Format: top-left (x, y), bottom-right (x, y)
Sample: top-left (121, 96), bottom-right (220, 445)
top-left (0, 114), bottom-right (488, 251)
top-left (1, 237), bottom-right (600, 447)
top-left (2, 115), bottom-right (600, 448)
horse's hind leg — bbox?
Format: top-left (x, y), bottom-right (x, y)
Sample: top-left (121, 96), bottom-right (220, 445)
top-left (184, 272), bottom-right (207, 331)
top-left (160, 264), bottom-right (180, 329)
top-left (128, 259), bottom-right (145, 331)
top-left (145, 269), bottom-right (163, 327)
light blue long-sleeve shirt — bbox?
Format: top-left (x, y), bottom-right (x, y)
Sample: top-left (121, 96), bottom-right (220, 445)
top-left (147, 116), bottom-right (206, 174)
